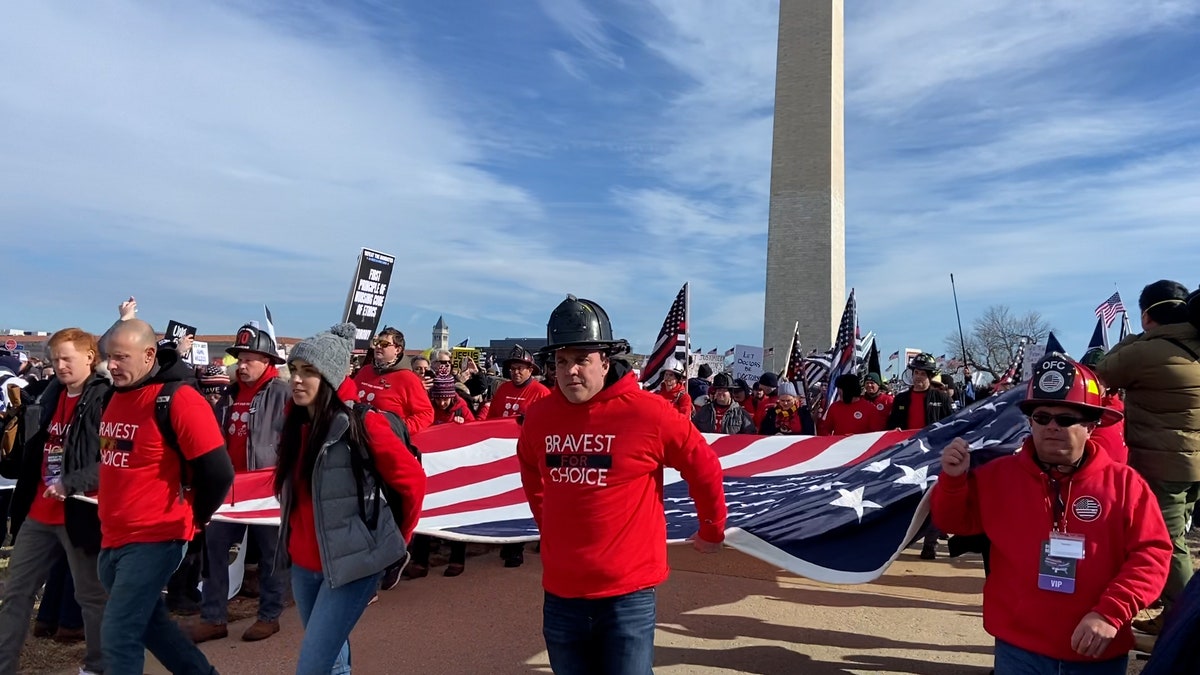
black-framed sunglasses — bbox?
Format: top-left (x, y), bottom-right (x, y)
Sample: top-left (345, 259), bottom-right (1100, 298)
top-left (1030, 413), bottom-right (1088, 428)
top-left (434, 360), bottom-right (452, 365)
top-left (373, 340), bottom-right (395, 348)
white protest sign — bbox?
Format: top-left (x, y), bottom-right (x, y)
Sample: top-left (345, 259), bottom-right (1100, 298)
top-left (688, 353), bottom-right (726, 378)
top-left (1023, 344), bottom-right (1047, 382)
top-left (731, 345), bottom-right (764, 386)
top-left (190, 341), bottom-right (210, 366)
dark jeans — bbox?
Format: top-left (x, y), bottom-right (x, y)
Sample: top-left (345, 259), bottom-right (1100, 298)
top-left (543, 588), bottom-right (657, 675)
top-left (201, 522), bottom-right (284, 624)
top-left (98, 541), bottom-right (217, 675)
top-left (291, 564), bottom-right (381, 675)
top-left (994, 640), bottom-right (1127, 674)
top-left (36, 550), bottom-right (84, 630)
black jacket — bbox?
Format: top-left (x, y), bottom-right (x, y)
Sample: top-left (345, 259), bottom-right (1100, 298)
top-left (886, 388), bottom-right (955, 430)
top-left (760, 406), bottom-right (816, 436)
top-left (10, 371), bottom-right (112, 553)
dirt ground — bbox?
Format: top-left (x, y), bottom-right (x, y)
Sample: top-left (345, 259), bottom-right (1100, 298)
top-left (4, 532), bottom-right (1196, 675)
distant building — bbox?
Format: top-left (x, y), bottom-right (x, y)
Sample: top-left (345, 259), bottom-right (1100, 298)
top-left (432, 316), bottom-right (450, 352)
top-left (485, 337), bottom-right (547, 362)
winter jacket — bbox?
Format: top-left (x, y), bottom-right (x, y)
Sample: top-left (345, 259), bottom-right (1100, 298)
top-left (1095, 322), bottom-right (1200, 482)
top-left (885, 388), bottom-right (954, 430)
top-left (931, 439), bottom-right (1171, 663)
top-left (215, 375), bottom-right (290, 471)
top-left (487, 378), bottom-right (551, 420)
top-left (760, 406), bottom-right (815, 436)
top-left (687, 377), bottom-right (710, 404)
top-left (657, 384), bottom-right (692, 417)
top-left (351, 365), bottom-right (435, 436)
top-left (276, 409), bottom-right (426, 588)
top-left (9, 372), bottom-right (111, 553)
top-left (433, 399), bottom-right (475, 425)
top-left (517, 370), bottom-right (727, 599)
top-left (691, 402), bottom-right (755, 434)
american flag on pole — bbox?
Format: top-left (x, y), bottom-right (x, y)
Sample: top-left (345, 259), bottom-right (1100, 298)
top-left (639, 283), bottom-right (689, 391)
top-left (888, 351), bottom-right (899, 361)
top-left (785, 327), bottom-right (805, 381)
top-left (1095, 292), bottom-right (1125, 328)
top-left (1119, 312), bottom-right (1132, 341)
top-left (823, 290), bottom-right (857, 414)
top-left (996, 341), bottom-right (1027, 386)
top-left (147, 388), bottom-right (1030, 584)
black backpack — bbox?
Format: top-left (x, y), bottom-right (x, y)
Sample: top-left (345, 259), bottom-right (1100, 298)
top-left (154, 380), bottom-right (215, 490)
top-left (347, 402), bottom-right (421, 532)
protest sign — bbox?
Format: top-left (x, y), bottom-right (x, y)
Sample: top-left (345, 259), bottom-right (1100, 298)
top-left (688, 353), bottom-right (726, 378)
top-left (190, 341), bottom-right (210, 366)
top-left (342, 248), bottom-right (396, 352)
top-left (1023, 344), bottom-right (1047, 382)
top-left (732, 345), bottom-right (764, 386)
top-left (164, 320), bottom-right (196, 344)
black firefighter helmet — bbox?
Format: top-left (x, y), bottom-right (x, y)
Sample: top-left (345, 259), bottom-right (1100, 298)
top-left (539, 294), bottom-right (629, 356)
top-left (907, 352), bottom-right (939, 376)
top-left (503, 344), bottom-right (540, 375)
top-left (226, 323), bottom-right (284, 365)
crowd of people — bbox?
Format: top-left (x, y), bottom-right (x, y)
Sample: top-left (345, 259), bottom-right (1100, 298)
top-left (0, 279), bottom-right (1196, 674)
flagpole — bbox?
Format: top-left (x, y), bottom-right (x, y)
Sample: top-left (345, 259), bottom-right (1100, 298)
top-left (950, 274), bottom-right (969, 376)
top-left (781, 320), bottom-right (799, 379)
top-left (684, 281), bottom-right (691, 365)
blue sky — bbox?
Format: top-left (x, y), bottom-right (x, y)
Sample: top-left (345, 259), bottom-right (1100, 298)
top-left (2, 1), bottom-right (1198, 361)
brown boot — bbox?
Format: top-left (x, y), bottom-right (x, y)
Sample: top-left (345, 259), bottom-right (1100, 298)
top-left (241, 620), bottom-right (280, 642)
top-left (51, 627), bottom-right (85, 644)
top-left (187, 622), bottom-right (228, 644)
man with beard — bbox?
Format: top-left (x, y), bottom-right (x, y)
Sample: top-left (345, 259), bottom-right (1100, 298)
top-left (190, 323), bottom-right (291, 644)
top-left (691, 373), bottom-right (755, 434)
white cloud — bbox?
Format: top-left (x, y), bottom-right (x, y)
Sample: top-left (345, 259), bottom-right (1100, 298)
top-left (537, 0), bottom-right (625, 68)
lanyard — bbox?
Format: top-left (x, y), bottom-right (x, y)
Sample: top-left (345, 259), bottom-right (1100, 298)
top-left (1045, 476), bottom-right (1072, 533)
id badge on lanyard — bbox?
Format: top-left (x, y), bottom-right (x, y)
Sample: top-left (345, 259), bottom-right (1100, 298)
top-left (1038, 477), bottom-right (1084, 594)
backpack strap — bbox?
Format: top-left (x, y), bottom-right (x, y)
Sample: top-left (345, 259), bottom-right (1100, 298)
top-left (1164, 337), bottom-right (1200, 362)
top-left (348, 403), bottom-right (384, 529)
top-left (154, 381), bottom-right (191, 490)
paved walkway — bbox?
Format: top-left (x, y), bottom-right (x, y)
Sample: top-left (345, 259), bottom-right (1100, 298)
top-left (135, 546), bottom-right (1001, 675)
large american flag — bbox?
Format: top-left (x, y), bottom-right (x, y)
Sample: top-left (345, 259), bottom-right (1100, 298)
top-left (784, 326), bottom-right (804, 381)
top-left (1095, 291), bottom-right (1125, 328)
top-left (639, 283), bottom-right (689, 391)
top-left (179, 388), bottom-right (1031, 584)
top-left (823, 290), bottom-right (857, 415)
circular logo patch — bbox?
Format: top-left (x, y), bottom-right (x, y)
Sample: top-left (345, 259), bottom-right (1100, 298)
top-left (853, 411), bottom-right (863, 420)
top-left (1038, 371), bottom-right (1065, 394)
top-left (1072, 496), bottom-right (1102, 522)
top-left (876, 403), bottom-right (885, 411)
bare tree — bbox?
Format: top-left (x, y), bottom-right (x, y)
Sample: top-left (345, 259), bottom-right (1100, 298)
top-left (944, 305), bottom-right (1053, 380)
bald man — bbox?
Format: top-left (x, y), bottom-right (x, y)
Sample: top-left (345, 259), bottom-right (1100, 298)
top-left (98, 319), bottom-right (233, 675)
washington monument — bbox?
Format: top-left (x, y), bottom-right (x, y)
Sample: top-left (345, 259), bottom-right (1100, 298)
top-left (763, 0), bottom-right (846, 365)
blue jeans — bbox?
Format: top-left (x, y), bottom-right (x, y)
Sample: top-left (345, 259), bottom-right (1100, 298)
top-left (201, 522), bottom-right (285, 624)
top-left (290, 564), bottom-right (381, 675)
top-left (98, 541), bottom-right (217, 675)
top-left (995, 640), bottom-right (1128, 675)
top-left (543, 588), bottom-right (657, 675)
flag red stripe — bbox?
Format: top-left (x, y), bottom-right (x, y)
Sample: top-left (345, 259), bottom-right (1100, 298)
top-left (722, 435), bottom-right (842, 477)
top-left (421, 486), bottom-right (527, 518)
top-left (426, 456), bottom-right (518, 493)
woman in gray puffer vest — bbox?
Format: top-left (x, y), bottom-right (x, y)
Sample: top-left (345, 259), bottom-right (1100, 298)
top-left (274, 323), bottom-right (426, 675)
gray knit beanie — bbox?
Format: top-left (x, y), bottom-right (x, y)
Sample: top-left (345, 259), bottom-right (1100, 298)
top-left (288, 322), bottom-right (357, 386)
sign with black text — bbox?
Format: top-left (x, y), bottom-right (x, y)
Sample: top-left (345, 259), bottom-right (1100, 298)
top-left (342, 248), bottom-right (396, 352)
top-left (164, 320), bottom-right (197, 345)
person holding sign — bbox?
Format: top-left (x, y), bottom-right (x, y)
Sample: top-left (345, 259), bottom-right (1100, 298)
top-left (931, 352), bottom-right (1171, 673)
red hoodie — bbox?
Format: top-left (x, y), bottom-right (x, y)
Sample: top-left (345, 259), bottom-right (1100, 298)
top-left (819, 397), bottom-right (883, 436)
top-left (517, 372), bottom-right (727, 599)
top-left (931, 439), bottom-right (1170, 662)
top-left (433, 399), bottom-right (475, 425)
top-left (352, 366), bottom-right (434, 436)
top-left (487, 378), bottom-right (551, 420)
top-left (657, 383), bottom-right (692, 417)
top-left (751, 394), bottom-right (777, 430)
top-left (1090, 394), bottom-right (1128, 464)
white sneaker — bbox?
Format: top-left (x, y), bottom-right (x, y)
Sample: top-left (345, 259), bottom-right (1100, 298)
top-left (80, 669), bottom-right (100, 675)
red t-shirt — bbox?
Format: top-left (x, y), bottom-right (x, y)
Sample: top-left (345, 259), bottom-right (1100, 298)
top-left (820, 398), bottom-right (884, 436)
top-left (224, 386), bottom-right (256, 473)
top-left (517, 373), bottom-right (727, 599)
top-left (906, 390), bottom-right (926, 431)
top-left (352, 368), bottom-right (434, 436)
top-left (98, 383), bottom-right (225, 549)
top-left (487, 379), bottom-right (551, 420)
top-left (865, 393), bottom-right (894, 429)
top-left (29, 391), bottom-right (80, 527)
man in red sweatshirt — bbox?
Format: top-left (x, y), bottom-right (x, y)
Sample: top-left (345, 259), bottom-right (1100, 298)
top-left (932, 353), bottom-right (1171, 674)
top-left (487, 344), bottom-right (551, 421)
top-left (518, 295), bottom-right (727, 675)
top-left (351, 327), bottom-right (434, 436)
top-left (820, 374), bottom-right (885, 436)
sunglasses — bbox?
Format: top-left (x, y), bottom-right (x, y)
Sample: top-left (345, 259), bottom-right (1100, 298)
top-left (1029, 413), bottom-right (1089, 428)
top-left (373, 340), bottom-right (395, 348)
top-left (435, 360), bottom-right (452, 365)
